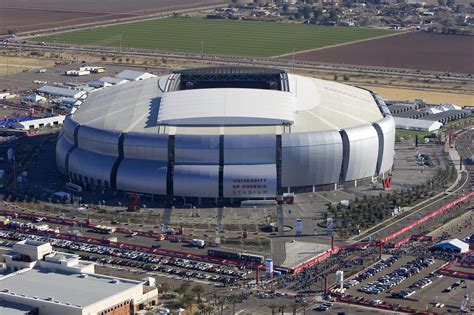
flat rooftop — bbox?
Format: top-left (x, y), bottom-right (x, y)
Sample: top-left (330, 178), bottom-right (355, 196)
top-left (0, 268), bottom-right (141, 308)
top-left (0, 300), bottom-right (36, 315)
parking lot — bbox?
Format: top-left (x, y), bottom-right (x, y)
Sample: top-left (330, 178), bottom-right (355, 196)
top-left (0, 230), bottom-right (251, 287)
top-left (342, 254), bottom-right (471, 312)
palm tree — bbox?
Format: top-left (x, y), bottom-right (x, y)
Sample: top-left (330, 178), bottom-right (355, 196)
top-left (291, 302), bottom-right (298, 315)
top-left (301, 302), bottom-right (309, 315)
top-left (268, 303), bottom-right (279, 315)
top-left (192, 285), bottom-right (205, 303)
top-left (279, 305), bottom-right (286, 315)
top-left (217, 297), bottom-right (225, 315)
top-left (204, 305), bottom-right (214, 315)
top-left (160, 283), bottom-right (171, 296)
top-left (227, 295), bottom-right (240, 315)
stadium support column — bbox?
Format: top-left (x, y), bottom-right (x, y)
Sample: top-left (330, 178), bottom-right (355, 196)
top-left (65, 124), bottom-right (81, 180)
top-left (167, 135), bottom-right (175, 199)
top-left (276, 135), bottom-right (282, 195)
top-left (218, 135), bottom-right (224, 205)
top-left (338, 130), bottom-right (350, 187)
top-left (110, 133), bottom-right (125, 189)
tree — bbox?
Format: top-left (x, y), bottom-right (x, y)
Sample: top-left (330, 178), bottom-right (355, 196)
top-left (175, 282), bottom-right (190, 296)
top-left (179, 294), bottom-right (195, 313)
top-left (268, 304), bottom-right (279, 315)
top-left (7, 28), bottom-right (17, 35)
top-left (291, 302), bottom-right (299, 315)
top-left (227, 295), bottom-right (240, 315)
top-left (192, 285), bottom-right (205, 303)
top-left (161, 283), bottom-right (171, 295)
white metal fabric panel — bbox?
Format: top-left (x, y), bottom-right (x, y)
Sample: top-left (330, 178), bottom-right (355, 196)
top-left (62, 116), bottom-right (78, 143)
top-left (173, 165), bottom-right (219, 198)
top-left (175, 135), bottom-right (219, 164)
top-left (375, 116), bottom-right (395, 174)
top-left (117, 159), bottom-right (166, 194)
top-left (282, 131), bottom-right (342, 187)
top-left (158, 88), bottom-right (294, 126)
top-left (68, 148), bottom-right (115, 184)
top-left (123, 132), bottom-right (167, 161)
top-left (224, 134), bottom-right (275, 164)
top-left (344, 125), bottom-right (379, 181)
top-left (55, 135), bottom-right (72, 174)
top-left (223, 164), bottom-right (277, 198)
top-left (77, 125), bottom-right (120, 156)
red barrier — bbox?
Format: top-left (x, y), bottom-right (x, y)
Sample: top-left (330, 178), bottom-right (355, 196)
top-left (286, 192), bottom-right (473, 274)
top-left (380, 192), bottom-right (473, 244)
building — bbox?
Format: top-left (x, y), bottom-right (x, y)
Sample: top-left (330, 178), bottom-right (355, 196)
top-left (88, 77), bottom-right (129, 88)
top-left (38, 86), bottom-right (87, 99)
top-left (11, 115), bottom-right (66, 131)
top-left (433, 239), bottom-right (469, 253)
top-left (394, 117), bottom-right (442, 132)
top-left (22, 94), bottom-right (46, 104)
top-left (0, 240), bottom-right (158, 315)
top-left (56, 67), bottom-right (395, 204)
top-left (115, 70), bottom-right (157, 81)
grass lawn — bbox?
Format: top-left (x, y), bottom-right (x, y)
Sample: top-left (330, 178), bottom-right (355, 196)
top-left (32, 17), bottom-right (394, 57)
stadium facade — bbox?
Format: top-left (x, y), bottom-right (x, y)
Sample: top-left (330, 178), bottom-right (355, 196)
top-left (56, 67), bottom-right (395, 203)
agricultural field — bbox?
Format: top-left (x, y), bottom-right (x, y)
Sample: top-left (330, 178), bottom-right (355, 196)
top-left (32, 18), bottom-right (394, 57)
top-left (283, 31), bottom-right (474, 74)
top-left (0, 0), bottom-right (226, 34)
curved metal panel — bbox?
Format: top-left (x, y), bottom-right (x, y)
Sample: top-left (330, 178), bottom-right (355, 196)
top-left (282, 131), bottom-right (342, 187)
top-left (343, 125), bottom-right (379, 181)
top-left (116, 159), bottom-right (167, 194)
top-left (68, 148), bottom-right (116, 185)
top-left (374, 116), bottom-right (395, 174)
top-left (77, 125), bottom-right (120, 156)
top-left (173, 165), bottom-right (219, 198)
top-left (224, 134), bottom-right (276, 164)
top-left (55, 134), bottom-right (73, 174)
top-left (123, 132), bottom-right (168, 161)
top-left (62, 116), bottom-right (79, 143)
top-left (223, 164), bottom-right (276, 198)
top-left (175, 135), bottom-right (219, 164)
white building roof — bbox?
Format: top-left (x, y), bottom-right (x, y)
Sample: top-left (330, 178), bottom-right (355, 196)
top-left (38, 86), bottom-right (86, 99)
top-left (0, 268), bottom-right (141, 308)
top-left (158, 88), bottom-right (294, 126)
top-left (434, 238), bottom-right (469, 253)
top-left (99, 76), bottom-right (129, 85)
top-left (115, 70), bottom-right (156, 81)
top-left (394, 117), bottom-right (442, 131)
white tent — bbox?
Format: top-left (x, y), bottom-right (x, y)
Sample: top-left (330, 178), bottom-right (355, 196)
top-left (433, 239), bottom-right (469, 253)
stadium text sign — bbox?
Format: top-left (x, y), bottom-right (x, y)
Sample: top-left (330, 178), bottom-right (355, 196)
top-left (231, 178), bottom-right (268, 196)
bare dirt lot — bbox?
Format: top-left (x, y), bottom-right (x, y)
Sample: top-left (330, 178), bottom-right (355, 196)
top-left (363, 85), bottom-right (474, 107)
top-left (282, 32), bottom-right (474, 74)
top-left (0, 0), bottom-right (226, 34)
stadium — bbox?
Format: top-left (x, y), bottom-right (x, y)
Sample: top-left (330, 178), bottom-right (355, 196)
top-left (56, 67), bottom-right (395, 204)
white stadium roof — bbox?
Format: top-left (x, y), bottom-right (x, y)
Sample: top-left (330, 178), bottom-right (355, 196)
top-left (73, 69), bottom-right (383, 135)
top-left (158, 88), bottom-right (294, 126)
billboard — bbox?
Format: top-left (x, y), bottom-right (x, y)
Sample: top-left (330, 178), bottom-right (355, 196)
top-left (295, 218), bottom-right (303, 236)
top-left (327, 218), bottom-right (333, 236)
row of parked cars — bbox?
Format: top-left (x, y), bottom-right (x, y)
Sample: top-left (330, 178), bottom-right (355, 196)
top-left (0, 231), bottom-right (247, 284)
top-left (343, 256), bottom-right (399, 289)
top-left (311, 301), bottom-right (333, 312)
top-left (358, 258), bottom-right (434, 295)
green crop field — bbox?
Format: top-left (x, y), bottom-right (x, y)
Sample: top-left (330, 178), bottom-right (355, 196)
top-left (32, 18), bottom-right (394, 57)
